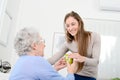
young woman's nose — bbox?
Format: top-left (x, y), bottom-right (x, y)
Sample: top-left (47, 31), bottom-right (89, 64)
top-left (68, 25), bottom-right (73, 31)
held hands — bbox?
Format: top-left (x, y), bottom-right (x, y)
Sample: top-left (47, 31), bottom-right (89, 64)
top-left (54, 53), bottom-right (82, 73)
top-left (53, 56), bottom-right (75, 74)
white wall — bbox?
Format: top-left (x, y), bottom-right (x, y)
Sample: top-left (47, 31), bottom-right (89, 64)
top-left (84, 18), bottom-right (120, 79)
top-left (0, 0), bottom-right (21, 60)
top-left (8, 0), bottom-right (120, 80)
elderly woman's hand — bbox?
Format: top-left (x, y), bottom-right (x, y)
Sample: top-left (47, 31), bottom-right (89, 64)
top-left (54, 57), bottom-right (67, 71)
top-left (67, 60), bottom-right (77, 74)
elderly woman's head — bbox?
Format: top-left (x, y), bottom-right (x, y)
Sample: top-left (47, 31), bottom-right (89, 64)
top-left (14, 27), bottom-right (45, 56)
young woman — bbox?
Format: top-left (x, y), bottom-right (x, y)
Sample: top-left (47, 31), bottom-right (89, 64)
top-left (48, 11), bottom-right (101, 80)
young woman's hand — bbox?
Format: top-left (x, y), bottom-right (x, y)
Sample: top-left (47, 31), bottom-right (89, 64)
top-left (69, 53), bottom-right (86, 63)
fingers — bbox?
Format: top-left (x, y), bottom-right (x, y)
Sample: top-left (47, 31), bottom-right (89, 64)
top-left (68, 53), bottom-right (83, 63)
top-left (68, 54), bottom-right (76, 59)
top-left (54, 60), bottom-right (67, 71)
top-left (69, 53), bottom-right (80, 59)
top-left (67, 61), bottom-right (76, 74)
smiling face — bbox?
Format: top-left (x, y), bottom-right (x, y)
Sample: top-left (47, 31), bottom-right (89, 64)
top-left (65, 16), bottom-right (79, 36)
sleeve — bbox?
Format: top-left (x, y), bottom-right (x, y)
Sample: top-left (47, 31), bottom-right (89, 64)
top-left (66, 73), bottom-right (75, 80)
top-left (84, 32), bottom-right (101, 66)
top-left (45, 73), bottom-right (75, 80)
top-left (48, 42), bottom-right (69, 65)
top-left (39, 60), bottom-right (75, 80)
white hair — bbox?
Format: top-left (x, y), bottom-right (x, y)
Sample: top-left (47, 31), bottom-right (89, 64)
top-left (14, 27), bottom-right (41, 56)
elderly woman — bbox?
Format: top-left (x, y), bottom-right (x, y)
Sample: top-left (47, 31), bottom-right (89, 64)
top-left (9, 27), bottom-right (75, 80)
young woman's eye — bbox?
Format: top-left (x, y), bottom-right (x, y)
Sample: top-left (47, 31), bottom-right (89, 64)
top-left (71, 23), bottom-right (75, 26)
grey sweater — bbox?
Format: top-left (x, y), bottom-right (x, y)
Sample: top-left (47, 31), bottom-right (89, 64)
top-left (48, 32), bottom-right (101, 78)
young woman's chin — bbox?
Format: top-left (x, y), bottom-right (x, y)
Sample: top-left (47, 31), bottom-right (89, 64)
top-left (70, 32), bottom-right (77, 36)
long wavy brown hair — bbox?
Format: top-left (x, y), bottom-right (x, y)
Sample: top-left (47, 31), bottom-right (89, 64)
top-left (64, 11), bottom-right (91, 72)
